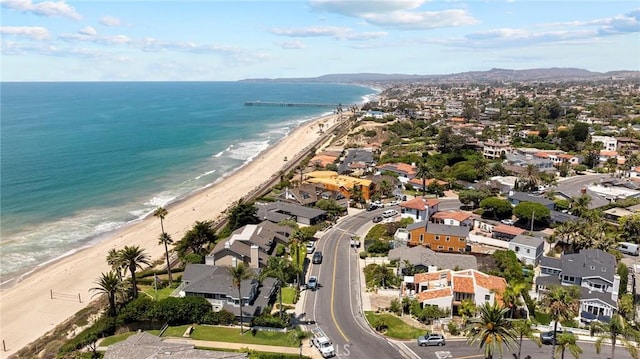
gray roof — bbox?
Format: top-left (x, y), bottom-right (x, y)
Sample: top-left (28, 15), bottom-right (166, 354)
top-left (550, 210), bottom-right (580, 224)
top-left (257, 201), bottom-right (326, 221)
top-left (508, 191), bottom-right (554, 206)
top-left (339, 148), bottom-right (374, 174)
top-left (104, 332), bottom-right (248, 359)
top-left (407, 221), bottom-right (426, 231)
top-left (535, 275), bottom-right (560, 287)
top-left (540, 256), bottom-right (562, 269)
top-left (182, 264), bottom-right (258, 299)
top-left (388, 246), bottom-right (477, 270)
top-left (510, 234), bottom-right (544, 248)
top-left (561, 249), bottom-right (616, 283)
top-left (425, 223), bottom-right (470, 238)
top-left (580, 286), bottom-right (617, 307)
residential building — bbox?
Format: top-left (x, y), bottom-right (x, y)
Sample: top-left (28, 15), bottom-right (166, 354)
top-left (400, 197), bottom-right (440, 221)
top-left (483, 140), bottom-right (511, 159)
top-left (591, 135), bottom-right (618, 151)
top-left (304, 171), bottom-right (375, 201)
top-left (508, 234), bottom-right (544, 266)
top-left (406, 222), bottom-right (470, 253)
top-left (504, 153), bottom-right (555, 173)
top-left (508, 191), bottom-right (555, 210)
top-left (492, 224), bottom-right (526, 241)
top-left (256, 201), bottom-right (327, 225)
top-left (180, 264), bottom-right (278, 321)
top-left (338, 148), bottom-right (375, 175)
top-left (430, 211), bottom-right (474, 227)
top-left (407, 178), bottom-right (449, 192)
top-left (536, 249), bottom-right (620, 322)
top-left (388, 246), bottom-right (477, 274)
top-left (376, 162), bottom-right (417, 183)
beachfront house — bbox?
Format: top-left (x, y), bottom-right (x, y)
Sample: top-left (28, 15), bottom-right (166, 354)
top-left (256, 201), bottom-right (327, 226)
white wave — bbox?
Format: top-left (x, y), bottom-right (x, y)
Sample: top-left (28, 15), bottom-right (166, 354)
top-left (214, 144), bottom-right (233, 158)
top-left (227, 140), bottom-right (270, 162)
top-left (195, 169), bottom-right (216, 180)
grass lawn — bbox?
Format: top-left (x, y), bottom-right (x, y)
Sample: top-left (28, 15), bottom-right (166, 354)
top-left (161, 325), bottom-right (300, 347)
top-left (364, 312), bottom-right (426, 340)
top-left (281, 287), bottom-right (297, 304)
top-left (99, 332), bottom-right (138, 346)
top-left (535, 312), bottom-right (551, 325)
top-left (140, 285), bottom-right (175, 301)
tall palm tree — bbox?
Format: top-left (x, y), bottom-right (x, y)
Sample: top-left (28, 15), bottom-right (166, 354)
top-left (540, 285), bottom-right (580, 359)
top-left (518, 164), bottom-right (541, 193)
top-left (289, 231), bottom-right (307, 290)
top-left (227, 263), bottom-right (254, 333)
top-left (502, 281), bottom-right (528, 319)
top-left (158, 232), bottom-right (174, 286)
top-left (512, 319), bottom-right (541, 359)
top-left (569, 194), bottom-right (591, 217)
top-left (260, 256), bottom-right (289, 318)
top-left (593, 313), bottom-right (639, 359)
top-left (555, 332), bottom-right (582, 359)
top-left (415, 161), bottom-right (432, 197)
top-left (90, 271), bottom-right (122, 317)
top-left (118, 245), bottom-right (151, 299)
top-left (465, 302), bottom-right (517, 359)
top-left (153, 207), bottom-right (172, 285)
top-left (106, 248), bottom-right (125, 279)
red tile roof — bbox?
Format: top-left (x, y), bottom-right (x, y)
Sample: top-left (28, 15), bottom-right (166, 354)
top-left (401, 197), bottom-right (440, 211)
top-left (432, 211), bottom-right (472, 222)
top-left (452, 276), bottom-right (475, 293)
top-left (493, 224), bottom-right (526, 236)
top-left (417, 288), bottom-right (453, 301)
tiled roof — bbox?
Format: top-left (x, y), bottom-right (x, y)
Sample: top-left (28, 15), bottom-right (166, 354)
top-left (414, 271), bottom-right (451, 283)
top-left (401, 197), bottom-right (429, 211)
top-left (452, 276), bottom-right (475, 293)
top-left (473, 271), bottom-right (507, 294)
top-left (493, 224), bottom-right (526, 236)
top-left (417, 288), bottom-right (453, 301)
top-left (432, 211), bottom-right (472, 222)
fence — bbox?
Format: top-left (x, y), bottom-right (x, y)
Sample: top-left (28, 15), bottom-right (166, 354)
top-left (50, 290), bottom-right (82, 303)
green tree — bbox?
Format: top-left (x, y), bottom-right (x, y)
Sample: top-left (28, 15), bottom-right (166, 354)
top-left (260, 256), bottom-right (289, 318)
top-left (118, 245), bottom-right (151, 299)
top-left (479, 197), bottom-right (513, 220)
top-left (176, 220), bottom-right (217, 259)
top-left (465, 302), bottom-right (517, 359)
top-left (106, 248), bottom-right (126, 280)
top-left (224, 200), bottom-right (259, 235)
top-left (90, 271), bottom-right (122, 317)
top-left (153, 207), bottom-right (173, 285)
top-left (459, 189), bottom-right (491, 209)
top-left (415, 160), bottom-right (433, 197)
top-left (540, 285), bottom-right (580, 359)
top-left (512, 319), bottom-right (541, 359)
top-left (458, 299), bottom-right (477, 323)
top-left (570, 194), bottom-right (592, 218)
top-left (513, 202), bottom-right (550, 229)
top-left (555, 332), bottom-right (582, 359)
top-left (289, 231), bottom-right (307, 289)
top-left (619, 213), bottom-right (640, 242)
top-left (593, 313), bottom-right (639, 359)
top-left (517, 164), bottom-right (541, 193)
top-left (227, 263), bottom-right (254, 333)
top-left (502, 281), bottom-right (529, 319)
top-left (572, 122), bottom-right (589, 142)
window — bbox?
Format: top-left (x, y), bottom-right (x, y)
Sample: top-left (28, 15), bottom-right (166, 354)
top-left (514, 246), bottom-right (520, 252)
top-left (459, 238), bottom-right (465, 242)
top-left (420, 234), bottom-right (424, 243)
top-left (448, 247), bottom-right (454, 251)
top-left (590, 265), bottom-right (595, 270)
top-left (435, 235), bottom-right (440, 240)
top-left (437, 245), bottom-right (444, 249)
top-left (485, 294), bottom-right (491, 301)
top-left (526, 248), bottom-right (530, 254)
top-left (446, 236), bottom-right (451, 242)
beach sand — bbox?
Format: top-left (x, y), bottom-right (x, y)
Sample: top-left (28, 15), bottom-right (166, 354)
top-left (0, 112), bottom-right (346, 357)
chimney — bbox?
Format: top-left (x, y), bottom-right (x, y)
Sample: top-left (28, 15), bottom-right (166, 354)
top-left (250, 245), bottom-right (260, 269)
top-left (612, 274), bottom-right (621, 302)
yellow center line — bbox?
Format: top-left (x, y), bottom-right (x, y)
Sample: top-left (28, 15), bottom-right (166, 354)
top-left (330, 228), bottom-right (351, 343)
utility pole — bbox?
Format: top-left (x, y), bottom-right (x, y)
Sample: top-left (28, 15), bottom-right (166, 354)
top-left (531, 210), bottom-right (535, 232)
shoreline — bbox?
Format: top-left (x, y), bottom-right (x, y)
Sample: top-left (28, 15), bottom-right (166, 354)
top-left (0, 110), bottom-right (346, 357)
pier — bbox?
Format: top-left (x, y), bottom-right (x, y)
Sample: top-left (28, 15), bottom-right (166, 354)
top-left (244, 101), bottom-right (352, 108)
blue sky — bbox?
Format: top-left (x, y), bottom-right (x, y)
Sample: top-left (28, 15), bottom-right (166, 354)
top-left (1, 0), bottom-right (639, 81)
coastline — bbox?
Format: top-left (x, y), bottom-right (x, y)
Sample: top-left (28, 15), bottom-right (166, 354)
top-left (0, 111), bottom-right (346, 357)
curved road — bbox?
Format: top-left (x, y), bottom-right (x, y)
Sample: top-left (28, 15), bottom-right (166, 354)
top-left (303, 208), bottom-right (414, 359)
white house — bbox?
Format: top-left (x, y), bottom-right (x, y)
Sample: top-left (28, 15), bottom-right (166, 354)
top-left (399, 197), bottom-right (440, 222)
top-left (430, 211), bottom-right (474, 227)
top-left (508, 234), bottom-right (544, 266)
top-left (591, 135), bottom-right (618, 152)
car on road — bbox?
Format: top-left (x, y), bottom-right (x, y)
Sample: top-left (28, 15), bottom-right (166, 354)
top-left (540, 330), bottom-right (573, 345)
top-left (367, 202), bottom-right (384, 211)
top-left (387, 200), bottom-right (400, 206)
top-left (382, 209), bottom-right (398, 218)
top-left (372, 216), bottom-right (383, 223)
top-left (417, 333), bottom-right (446, 346)
top-left (306, 241), bottom-right (315, 254)
top-left (312, 251), bottom-right (323, 264)
top-left (307, 276), bottom-right (318, 291)
top-left (501, 218), bottom-right (515, 225)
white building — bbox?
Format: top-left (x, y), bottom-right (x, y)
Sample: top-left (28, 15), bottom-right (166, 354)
top-left (591, 135), bottom-right (618, 152)
top-left (508, 234), bottom-right (544, 266)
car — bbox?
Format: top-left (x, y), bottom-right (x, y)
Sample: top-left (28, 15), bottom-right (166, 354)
top-left (306, 241), bottom-right (315, 254)
top-left (312, 251), bottom-right (323, 264)
top-left (367, 203), bottom-right (383, 211)
top-left (372, 216), bottom-right (383, 223)
top-left (307, 276), bottom-right (318, 291)
top-left (382, 209), bottom-right (398, 218)
top-left (387, 200), bottom-right (399, 206)
top-left (417, 333), bottom-right (445, 346)
top-left (501, 219), bottom-right (515, 225)
top-left (540, 330), bottom-right (573, 345)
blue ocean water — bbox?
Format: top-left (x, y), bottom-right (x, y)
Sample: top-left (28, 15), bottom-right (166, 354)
top-left (0, 81), bottom-right (376, 283)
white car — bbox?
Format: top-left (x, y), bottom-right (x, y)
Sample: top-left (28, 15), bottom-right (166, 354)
top-left (306, 241), bottom-right (315, 254)
top-left (501, 219), bottom-right (514, 225)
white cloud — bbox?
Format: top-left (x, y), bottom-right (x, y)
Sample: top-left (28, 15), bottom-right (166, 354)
top-left (309, 0), bottom-right (477, 30)
top-left (1, 0), bottom-right (81, 20)
top-left (276, 40), bottom-right (305, 49)
top-left (100, 15), bottom-right (122, 27)
top-left (78, 26), bottom-right (96, 36)
top-left (270, 26), bottom-right (386, 40)
top-left (0, 26), bottom-right (50, 40)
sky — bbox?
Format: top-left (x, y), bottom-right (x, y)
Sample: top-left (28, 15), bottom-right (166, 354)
top-left (1, 0), bottom-right (639, 81)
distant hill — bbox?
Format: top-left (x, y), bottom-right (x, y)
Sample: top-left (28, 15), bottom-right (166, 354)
top-left (241, 68), bottom-right (640, 84)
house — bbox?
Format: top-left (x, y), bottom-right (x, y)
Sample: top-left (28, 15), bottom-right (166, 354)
top-left (256, 201), bottom-right (327, 225)
top-left (304, 171), bottom-right (375, 201)
top-left (280, 183), bottom-right (348, 208)
top-left (536, 249), bottom-right (620, 322)
top-left (508, 191), bottom-right (555, 210)
top-left (180, 264), bottom-right (278, 321)
top-left (376, 162), bottom-right (417, 184)
top-left (430, 211), bottom-right (474, 227)
top-left (591, 135), bottom-right (618, 151)
top-left (406, 222), bottom-right (470, 253)
top-left (504, 153), bottom-right (555, 173)
top-left (603, 207), bottom-right (634, 223)
top-left (104, 332), bottom-right (248, 359)
top-left (492, 224), bottom-right (526, 241)
top-left (206, 222), bottom-right (292, 268)
top-left (508, 235), bottom-right (544, 266)
top-left (400, 197), bottom-right (440, 221)
top-left (483, 140), bottom-right (511, 159)
top-left (407, 178), bottom-right (449, 192)
top-left (338, 148), bottom-right (375, 175)
top-left (402, 269), bottom-right (506, 315)
top-left (388, 246), bottom-right (477, 274)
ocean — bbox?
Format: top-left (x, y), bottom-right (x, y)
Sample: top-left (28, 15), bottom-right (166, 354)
top-left (0, 81), bottom-right (376, 284)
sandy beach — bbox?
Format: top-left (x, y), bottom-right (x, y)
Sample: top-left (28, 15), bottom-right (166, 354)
top-left (0, 112), bottom-right (345, 357)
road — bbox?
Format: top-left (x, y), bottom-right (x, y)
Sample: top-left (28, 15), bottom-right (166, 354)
top-left (303, 209), bottom-right (414, 359)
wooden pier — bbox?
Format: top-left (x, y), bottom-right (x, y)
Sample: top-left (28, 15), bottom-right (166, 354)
top-left (244, 101), bottom-right (351, 108)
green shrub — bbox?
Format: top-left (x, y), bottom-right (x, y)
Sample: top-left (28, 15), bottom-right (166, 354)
top-left (202, 310), bottom-right (235, 325)
top-left (447, 321), bottom-right (459, 335)
top-left (252, 312), bottom-right (291, 328)
top-left (359, 251), bottom-right (367, 259)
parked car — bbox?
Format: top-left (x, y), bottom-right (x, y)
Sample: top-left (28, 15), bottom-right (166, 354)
top-left (306, 241), bottom-right (315, 254)
top-left (367, 202), bottom-right (383, 211)
top-left (501, 218), bottom-right (515, 225)
top-left (382, 209), bottom-right (398, 218)
top-left (372, 216), bottom-right (383, 223)
top-left (417, 333), bottom-right (445, 346)
top-left (313, 251), bottom-right (323, 264)
top-left (540, 330), bottom-right (573, 345)
top-left (307, 276), bottom-right (318, 291)
top-left (387, 200), bottom-right (400, 206)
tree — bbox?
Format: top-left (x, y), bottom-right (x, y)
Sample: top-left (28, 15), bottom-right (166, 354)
top-left (572, 122), bottom-right (589, 142)
top-left (502, 281), bottom-right (528, 319)
top-left (227, 263), bottom-right (254, 333)
top-left (260, 256), bottom-right (289, 318)
top-left (415, 160), bottom-right (432, 197)
top-left (569, 194), bottom-right (592, 218)
top-left (513, 202), bottom-right (550, 229)
top-left (118, 245), bottom-right (151, 299)
top-left (512, 319), bottom-right (541, 359)
top-left (224, 200), bottom-right (259, 235)
top-left (540, 285), bottom-right (580, 359)
top-left (153, 207), bottom-right (173, 285)
top-left (465, 302), bottom-right (517, 359)
top-left (459, 189), bottom-right (492, 209)
top-left (176, 220), bottom-right (217, 259)
top-left (517, 164), bottom-right (541, 193)
top-left (158, 232), bottom-right (174, 286)
top-left (289, 232), bottom-right (307, 289)
top-left (458, 299), bottom-right (477, 323)
top-left (479, 197), bottom-right (513, 220)
top-left (106, 248), bottom-right (126, 280)
top-left (90, 271), bottom-right (122, 317)
top-left (593, 313), bottom-right (639, 359)
top-left (555, 332), bottom-right (582, 359)
top-left (619, 213), bottom-right (640, 242)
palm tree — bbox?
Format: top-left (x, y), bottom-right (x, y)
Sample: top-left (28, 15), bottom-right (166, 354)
top-left (569, 194), bottom-right (591, 217)
top-left (555, 332), bottom-right (582, 359)
top-left (90, 271), bottom-right (122, 317)
top-left (415, 161), bottom-right (432, 197)
top-left (260, 256), bottom-right (289, 318)
top-left (540, 285), bottom-right (580, 359)
top-left (153, 206), bottom-right (168, 234)
top-left (518, 164), bottom-right (541, 193)
top-left (593, 313), bottom-right (639, 359)
top-left (106, 248), bottom-right (125, 279)
top-left (118, 245), bottom-right (151, 299)
top-left (289, 231), bottom-right (307, 290)
top-left (158, 232), bottom-right (174, 286)
top-left (465, 302), bottom-right (517, 359)
top-left (502, 281), bottom-right (528, 319)
top-left (227, 263), bottom-right (254, 333)
top-left (512, 319), bottom-right (541, 359)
